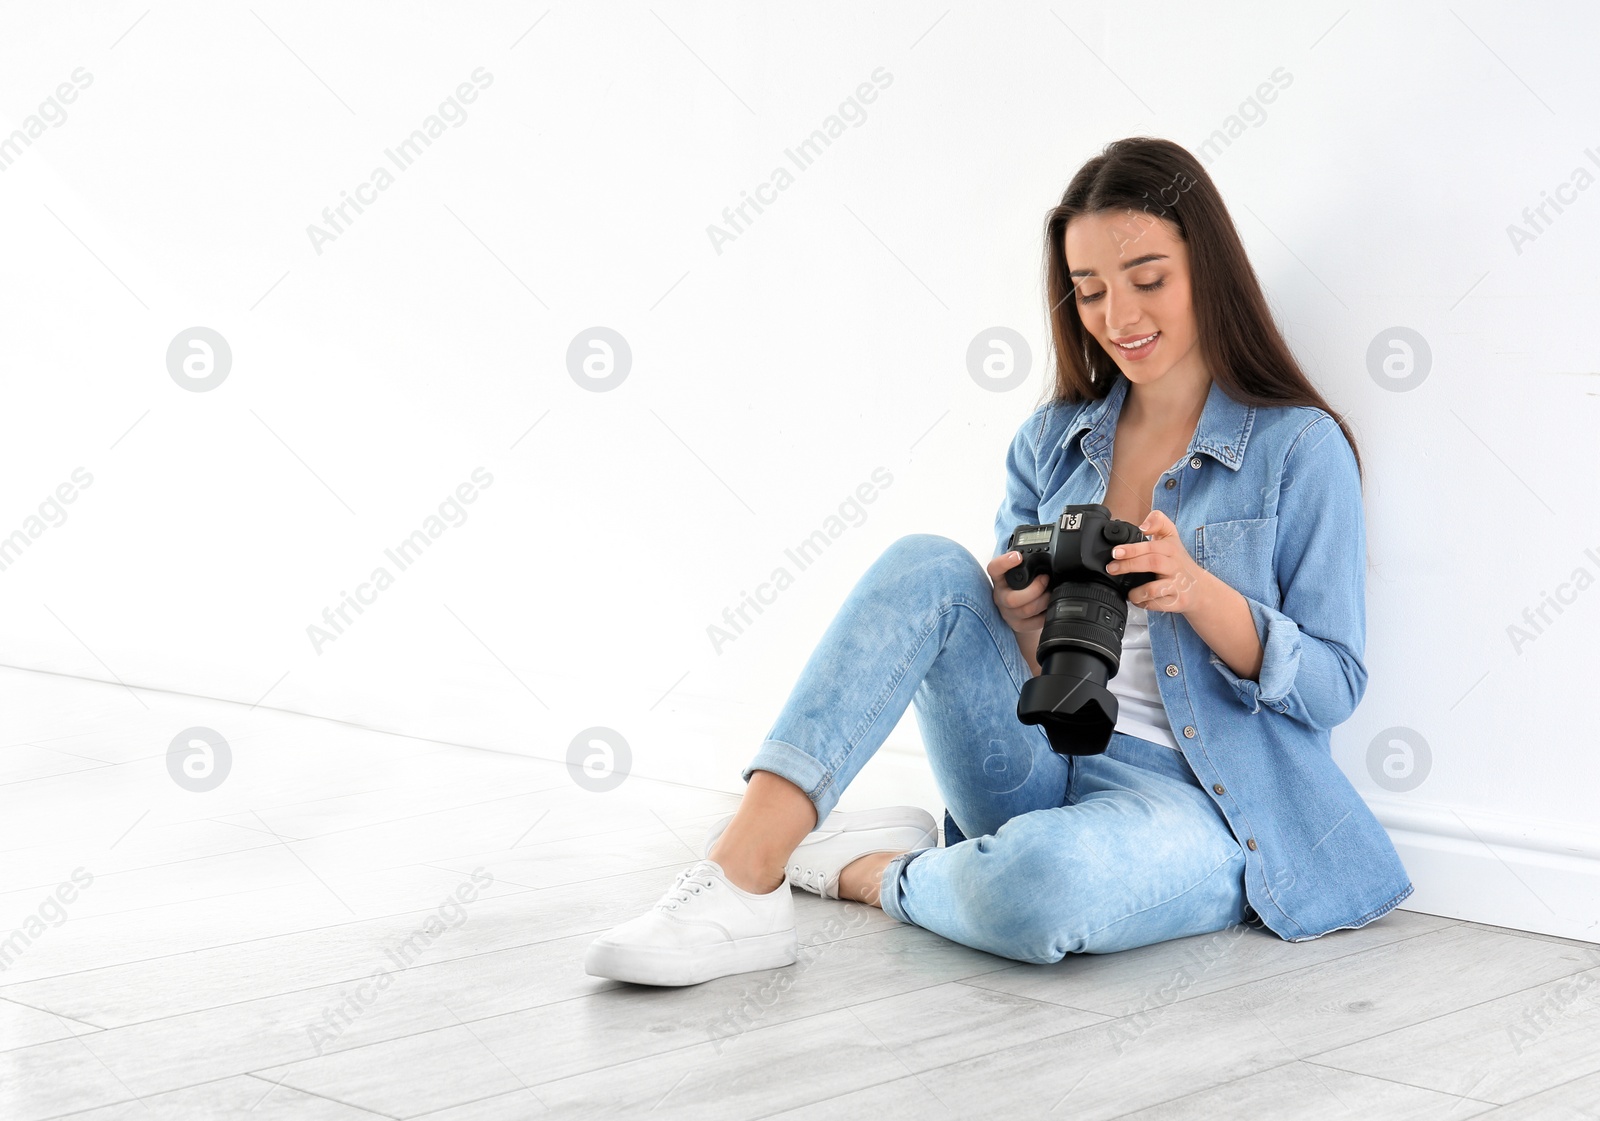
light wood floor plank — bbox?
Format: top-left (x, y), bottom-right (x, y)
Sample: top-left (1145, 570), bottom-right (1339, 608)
top-left (1110, 1059), bottom-right (1498, 1119)
top-left (1481, 1069), bottom-right (1600, 1119)
top-left (1204, 922), bottom-right (1598, 1060)
top-left (46, 1073), bottom-right (391, 1120)
top-left (820, 986), bottom-right (1292, 1121)
top-left (1307, 949), bottom-right (1600, 1104)
top-left (0, 998), bottom-right (102, 1051)
top-left (521, 1007), bottom-right (919, 1120)
top-left (253, 923), bottom-right (1031, 1115)
top-left (751, 1075), bottom-right (949, 1121)
top-left (0, 901), bottom-right (906, 1115)
top-left (0, 862), bottom-right (896, 1027)
top-left (960, 907), bottom-right (1459, 1018)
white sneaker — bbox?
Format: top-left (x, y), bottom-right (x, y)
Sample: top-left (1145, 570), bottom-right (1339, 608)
top-left (583, 859), bottom-right (797, 986)
top-left (701, 807), bottom-right (938, 901)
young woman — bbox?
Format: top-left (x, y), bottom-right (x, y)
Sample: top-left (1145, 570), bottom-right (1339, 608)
top-left (586, 136), bottom-right (1413, 987)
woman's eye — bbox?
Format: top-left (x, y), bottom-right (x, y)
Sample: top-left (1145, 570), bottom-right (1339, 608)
top-left (1076, 278), bottom-right (1164, 302)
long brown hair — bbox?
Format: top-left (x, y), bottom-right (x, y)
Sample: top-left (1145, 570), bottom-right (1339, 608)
top-left (1041, 136), bottom-right (1362, 481)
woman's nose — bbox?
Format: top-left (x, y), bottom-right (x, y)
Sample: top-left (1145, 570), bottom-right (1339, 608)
top-left (1102, 288), bottom-right (1141, 334)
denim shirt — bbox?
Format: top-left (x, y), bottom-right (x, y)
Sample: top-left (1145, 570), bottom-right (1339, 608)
top-left (993, 370), bottom-right (1413, 941)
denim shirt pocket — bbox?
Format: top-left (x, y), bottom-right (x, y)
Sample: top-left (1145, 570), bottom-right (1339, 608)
top-left (1195, 517), bottom-right (1280, 608)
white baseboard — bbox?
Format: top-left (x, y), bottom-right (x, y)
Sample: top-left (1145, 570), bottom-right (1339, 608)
top-left (1367, 796), bottom-right (1600, 944)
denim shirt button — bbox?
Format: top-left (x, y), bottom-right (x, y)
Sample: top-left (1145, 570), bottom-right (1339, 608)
top-left (1189, 456), bottom-right (1202, 468)
top-left (1165, 664), bottom-right (1179, 677)
top-left (1246, 838), bottom-right (1258, 851)
top-left (1164, 477), bottom-right (1176, 489)
top-left (1182, 725), bottom-right (1196, 738)
top-left (1212, 783), bottom-right (1226, 795)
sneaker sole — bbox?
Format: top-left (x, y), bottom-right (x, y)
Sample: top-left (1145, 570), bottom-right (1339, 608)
top-left (584, 927), bottom-right (798, 987)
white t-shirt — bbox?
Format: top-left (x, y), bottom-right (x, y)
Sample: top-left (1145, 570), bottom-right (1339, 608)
top-left (1108, 602), bottom-right (1182, 750)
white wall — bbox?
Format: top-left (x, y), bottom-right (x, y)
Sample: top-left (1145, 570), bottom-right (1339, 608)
top-left (3, 1), bottom-right (1597, 940)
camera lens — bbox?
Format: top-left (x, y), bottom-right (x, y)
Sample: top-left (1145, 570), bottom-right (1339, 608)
top-left (1015, 579), bottom-right (1130, 757)
top-left (1039, 581), bottom-right (1127, 672)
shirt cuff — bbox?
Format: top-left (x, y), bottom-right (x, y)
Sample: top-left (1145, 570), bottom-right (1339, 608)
top-left (1207, 595), bottom-right (1301, 715)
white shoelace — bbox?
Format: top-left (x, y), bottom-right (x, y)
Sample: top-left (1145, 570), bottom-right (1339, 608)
top-left (789, 863), bottom-right (831, 897)
top-left (656, 862), bottom-right (719, 911)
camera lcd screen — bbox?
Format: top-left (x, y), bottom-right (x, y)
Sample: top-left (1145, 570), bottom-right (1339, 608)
top-left (1016, 528), bottom-right (1052, 546)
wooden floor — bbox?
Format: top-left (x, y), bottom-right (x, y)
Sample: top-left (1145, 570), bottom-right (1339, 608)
top-left (2, 667), bottom-right (1598, 1121)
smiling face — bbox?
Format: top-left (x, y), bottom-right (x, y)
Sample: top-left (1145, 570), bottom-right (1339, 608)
top-left (1064, 209), bottom-right (1206, 391)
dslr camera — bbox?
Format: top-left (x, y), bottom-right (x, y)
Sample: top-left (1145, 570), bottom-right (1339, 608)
top-left (1004, 503), bottom-right (1159, 756)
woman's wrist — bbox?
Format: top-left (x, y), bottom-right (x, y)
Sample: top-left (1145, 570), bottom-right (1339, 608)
top-left (1015, 625), bottom-right (1042, 677)
top-left (1184, 569), bottom-right (1265, 682)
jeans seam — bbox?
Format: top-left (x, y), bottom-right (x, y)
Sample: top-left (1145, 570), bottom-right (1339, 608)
top-left (842, 610), bottom-right (943, 763)
top-left (839, 591), bottom-right (1031, 786)
top-left (957, 591), bottom-right (1035, 695)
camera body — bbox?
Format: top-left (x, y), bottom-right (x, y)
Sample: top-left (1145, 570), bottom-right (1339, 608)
top-left (1005, 504), bottom-right (1159, 756)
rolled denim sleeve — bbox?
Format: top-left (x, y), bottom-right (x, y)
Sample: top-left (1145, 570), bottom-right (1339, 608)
top-left (992, 404), bottom-right (1050, 558)
top-left (1209, 599), bottom-right (1303, 715)
top-left (1208, 415), bottom-right (1369, 731)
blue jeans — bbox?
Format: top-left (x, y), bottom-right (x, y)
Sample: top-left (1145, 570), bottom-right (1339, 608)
top-left (741, 534), bottom-right (1249, 964)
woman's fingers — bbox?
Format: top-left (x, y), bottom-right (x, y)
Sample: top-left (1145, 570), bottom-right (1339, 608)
top-left (1004, 583), bottom-right (1049, 630)
top-left (1007, 572), bottom-right (1048, 605)
top-left (986, 551), bottom-right (1026, 589)
top-left (1107, 550), bottom-right (1168, 577)
top-left (988, 553), bottom-right (1048, 604)
top-left (989, 551), bottom-right (1056, 630)
top-left (1009, 589), bottom-right (1048, 622)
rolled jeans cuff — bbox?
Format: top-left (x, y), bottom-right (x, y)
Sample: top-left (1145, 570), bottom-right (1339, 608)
top-left (879, 846), bottom-right (938, 924)
top-left (741, 738), bottom-right (837, 823)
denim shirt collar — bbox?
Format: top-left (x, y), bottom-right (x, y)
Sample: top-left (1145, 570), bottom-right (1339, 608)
top-left (1060, 372), bottom-right (1256, 472)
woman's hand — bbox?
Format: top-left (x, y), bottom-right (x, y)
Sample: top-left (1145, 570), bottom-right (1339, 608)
top-left (1106, 509), bottom-right (1207, 614)
top-left (987, 551), bottom-right (1046, 675)
top-left (987, 551), bottom-right (1048, 632)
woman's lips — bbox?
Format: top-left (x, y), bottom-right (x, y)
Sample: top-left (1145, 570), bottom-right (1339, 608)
top-left (1112, 331), bottom-right (1160, 360)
